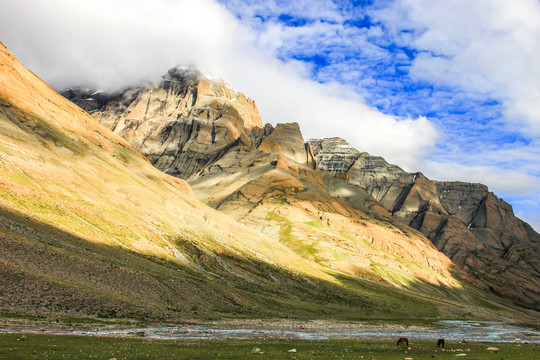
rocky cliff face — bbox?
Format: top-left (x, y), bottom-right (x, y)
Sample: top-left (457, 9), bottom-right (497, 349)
top-left (62, 71), bottom-right (469, 299)
top-left (62, 70), bottom-right (540, 310)
top-left (6, 41), bottom-right (476, 320)
top-left (63, 68), bottom-right (266, 179)
top-left (63, 68), bottom-right (324, 180)
top-left (310, 137), bottom-right (540, 308)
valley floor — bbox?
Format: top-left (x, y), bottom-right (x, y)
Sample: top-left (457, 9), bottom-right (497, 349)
top-left (1, 317), bottom-right (539, 343)
top-left (0, 333), bottom-right (538, 360)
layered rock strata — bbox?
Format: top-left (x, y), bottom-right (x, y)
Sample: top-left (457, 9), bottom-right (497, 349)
top-left (63, 71), bottom-right (464, 296)
top-left (310, 137), bottom-right (540, 308)
top-left (63, 68), bottom-right (267, 179)
top-left (63, 70), bottom-right (540, 309)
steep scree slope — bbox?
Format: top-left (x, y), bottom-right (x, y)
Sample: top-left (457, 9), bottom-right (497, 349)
top-left (62, 67), bottom-right (540, 314)
top-left (310, 137), bottom-right (540, 309)
top-left (1, 42), bottom-right (503, 320)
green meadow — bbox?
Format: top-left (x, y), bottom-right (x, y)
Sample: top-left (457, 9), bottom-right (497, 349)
top-left (1, 333), bottom-right (538, 360)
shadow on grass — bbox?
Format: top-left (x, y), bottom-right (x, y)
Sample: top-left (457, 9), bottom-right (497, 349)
top-left (0, 205), bottom-right (520, 323)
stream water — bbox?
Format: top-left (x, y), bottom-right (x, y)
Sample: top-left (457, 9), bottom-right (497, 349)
top-left (44, 320), bottom-right (539, 343)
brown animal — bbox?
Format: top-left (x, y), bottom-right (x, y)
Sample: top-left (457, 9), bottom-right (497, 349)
top-left (437, 338), bottom-right (445, 348)
top-left (397, 337), bottom-right (409, 346)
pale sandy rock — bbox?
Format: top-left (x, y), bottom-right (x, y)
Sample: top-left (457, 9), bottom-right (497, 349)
top-left (195, 78), bottom-right (262, 132)
top-left (62, 67), bottom-right (264, 179)
top-left (258, 123), bottom-right (314, 167)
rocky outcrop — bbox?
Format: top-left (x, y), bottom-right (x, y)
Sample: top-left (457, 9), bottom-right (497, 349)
top-left (258, 123), bottom-right (317, 168)
top-left (62, 73), bottom-right (465, 296)
top-left (62, 69), bottom-right (323, 180)
top-left (62, 68), bottom-right (264, 179)
top-left (62, 69), bottom-right (540, 309)
top-left (310, 137), bottom-right (540, 308)
top-left (309, 138), bottom-right (360, 174)
top-left (60, 88), bottom-right (112, 114)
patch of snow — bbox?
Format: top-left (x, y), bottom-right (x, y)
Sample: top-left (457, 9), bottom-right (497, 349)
top-left (225, 84), bottom-right (238, 94)
top-left (91, 90), bottom-right (103, 95)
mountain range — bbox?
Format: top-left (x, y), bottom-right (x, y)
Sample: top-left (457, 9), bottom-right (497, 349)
top-left (62, 65), bottom-right (540, 310)
top-left (1, 41), bottom-right (538, 322)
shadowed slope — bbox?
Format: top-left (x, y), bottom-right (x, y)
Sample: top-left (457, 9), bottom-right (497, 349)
top-left (60, 63), bottom-right (540, 317)
top-left (1, 42), bottom-right (511, 321)
top-left (310, 137), bottom-right (540, 309)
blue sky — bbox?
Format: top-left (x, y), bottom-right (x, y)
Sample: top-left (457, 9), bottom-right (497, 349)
top-left (0, 0), bottom-right (539, 230)
top-left (216, 0), bottom-right (540, 229)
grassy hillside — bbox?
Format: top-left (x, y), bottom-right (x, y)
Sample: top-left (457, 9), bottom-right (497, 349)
top-left (0, 42), bottom-right (535, 322)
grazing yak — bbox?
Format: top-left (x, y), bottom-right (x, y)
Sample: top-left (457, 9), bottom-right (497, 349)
top-left (397, 337), bottom-right (409, 347)
top-left (437, 338), bottom-right (445, 348)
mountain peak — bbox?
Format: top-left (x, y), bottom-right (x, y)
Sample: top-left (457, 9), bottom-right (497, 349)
top-left (310, 136), bottom-right (540, 307)
top-left (45, 53), bottom-right (540, 311)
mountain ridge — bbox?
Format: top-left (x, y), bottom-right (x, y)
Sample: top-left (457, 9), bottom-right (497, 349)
top-left (3, 41), bottom-right (518, 321)
top-left (310, 137), bottom-right (540, 307)
top-left (1, 41), bottom-right (538, 325)
top-left (61, 67), bottom-right (540, 310)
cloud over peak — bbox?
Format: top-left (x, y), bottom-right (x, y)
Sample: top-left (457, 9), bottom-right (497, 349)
top-left (1, 0), bottom-right (539, 229)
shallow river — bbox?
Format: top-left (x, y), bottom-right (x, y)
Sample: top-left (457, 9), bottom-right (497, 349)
top-left (57, 320), bottom-right (540, 343)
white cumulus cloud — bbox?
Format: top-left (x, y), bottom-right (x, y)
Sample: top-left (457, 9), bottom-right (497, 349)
top-left (1, 0), bottom-right (539, 229)
top-left (0, 0), bottom-right (438, 169)
top-left (373, 0), bottom-right (540, 136)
